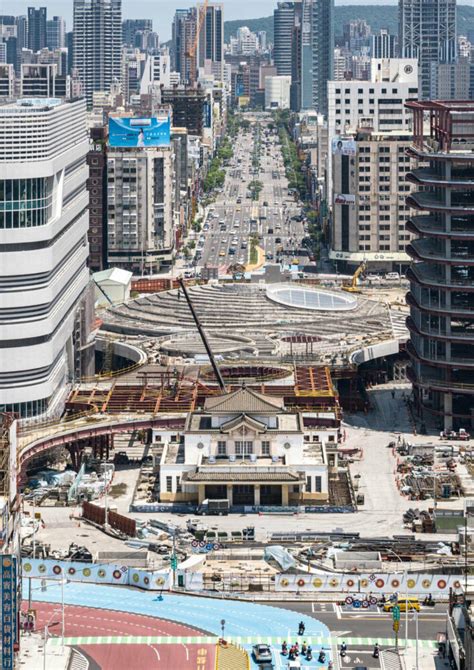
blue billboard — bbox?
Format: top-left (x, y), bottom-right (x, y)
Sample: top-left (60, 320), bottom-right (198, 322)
top-left (109, 115), bottom-right (171, 148)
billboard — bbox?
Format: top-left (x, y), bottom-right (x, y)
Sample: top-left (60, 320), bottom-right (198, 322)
top-left (335, 194), bottom-right (356, 205)
top-left (109, 115), bottom-right (171, 148)
top-left (331, 137), bottom-right (356, 156)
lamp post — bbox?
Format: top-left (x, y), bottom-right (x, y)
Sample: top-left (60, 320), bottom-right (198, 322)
top-left (385, 549), bottom-right (408, 651)
top-left (220, 618), bottom-right (226, 643)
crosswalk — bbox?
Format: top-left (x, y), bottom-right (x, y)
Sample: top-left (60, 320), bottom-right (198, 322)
top-left (68, 648), bottom-right (90, 670)
top-left (48, 634), bottom-right (437, 649)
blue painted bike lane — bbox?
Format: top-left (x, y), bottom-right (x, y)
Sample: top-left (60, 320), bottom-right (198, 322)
top-left (25, 582), bottom-right (333, 667)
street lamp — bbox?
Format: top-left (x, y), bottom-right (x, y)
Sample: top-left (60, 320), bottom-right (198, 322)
top-left (385, 548), bottom-right (409, 652)
top-left (220, 618), bottom-right (226, 643)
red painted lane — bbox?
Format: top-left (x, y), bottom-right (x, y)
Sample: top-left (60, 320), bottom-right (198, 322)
top-left (30, 602), bottom-right (204, 638)
top-left (82, 643), bottom-right (216, 670)
top-left (28, 603), bottom-right (216, 669)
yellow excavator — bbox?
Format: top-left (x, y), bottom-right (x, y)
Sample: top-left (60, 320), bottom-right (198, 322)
top-left (342, 260), bottom-right (367, 293)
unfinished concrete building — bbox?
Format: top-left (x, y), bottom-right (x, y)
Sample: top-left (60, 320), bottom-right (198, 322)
top-left (405, 101), bottom-right (474, 430)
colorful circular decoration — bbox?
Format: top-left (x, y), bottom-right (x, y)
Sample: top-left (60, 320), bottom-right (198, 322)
top-left (391, 578), bottom-right (400, 588)
top-left (422, 579), bottom-right (431, 589)
top-left (437, 579), bottom-right (447, 590)
top-left (347, 579), bottom-right (355, 588)
top-left (345, 596), bottom-right (354, 605)
top-left (132, 573), bottom-right (140, 583)
top-left (53, 566), bottom-right (62, 575)
top-left (453, 580), bottom-right (461, 590)
top-left (68, 567), bottom-right (76, 576)
top-left (375, 578), bottom-right (385, 589)
top-left (329, 578), bottom-right (339, 588)
top-left (155, 577), bottom-right (165, 586)
top-left (280, 578), bottom-right (289, 587)
top-left (144, 577), bottom-right (150, 586)
top-left (82, 568), bottom-right (91, 577)
top-left (360, 579), bottom-right (369, 588)
top-left (23, 563), bottom-right (32, 573)
top-left (312, 578), bottom-right (322, 588)
top-left (191, 540), bottom-right (198, 547)
top-left (98, 569), bottom-right (106, 578)
top-left (362, 600), bottom-right (369, 608)
top-left (297, 579), bottom-right (305, 587)
top-left (407, 578), bottom-right (416, 589)
top-left (112, 570), bottom-right (122, 580)
top-left (369, 596), bottom-right (378, 606)
top-left (38, 564), bottom-right (46, 573)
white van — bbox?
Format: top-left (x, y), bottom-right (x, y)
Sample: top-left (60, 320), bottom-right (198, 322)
top-left (385, 272), bottom-right (400, 281)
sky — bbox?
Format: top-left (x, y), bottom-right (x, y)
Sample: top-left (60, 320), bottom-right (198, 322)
top-left (3, 0), bottom-right (398, 40)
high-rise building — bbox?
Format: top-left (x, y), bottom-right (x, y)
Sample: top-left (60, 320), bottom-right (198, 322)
top-left (405, 100), bottom-right (474, 431)
top-left (273, 2), bottom-right (296, 77)
top-left (430, 58), bottom-right (473, 100)
top-left (198, 3), bottom-right (224, 81)
top-left (307, 0), bottom-right (334, 115)
top-left (326, 58), bottom-right (419, 201)
top-left (46, 16), bottom-right (65, 50)
top-left (27, 7), bottom-right (47, 53)
top-left (161, 85), bottom-right (206, 136)
top-left (0, 97), bottom-right (92, 419)
top-left (171, 8), bottom-right (197, 83)
top-left (122, 19), bottom-right (153, 46)
top-left (372, 29), bottom-right (397, 59)
top-left (73, 0), bottom-right (122, 105)
top-left (87, 124), bottom-right (108, 272)
top-left (331, 128), bottom-right (416, 272)
top-left (106, 113), bottom-right (175, 273)
top-left (399, 0), bottom-right (457, 99)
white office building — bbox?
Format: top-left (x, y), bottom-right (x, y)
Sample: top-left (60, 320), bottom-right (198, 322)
top-left (326, 58), bottom-right (419, 199)
top-left (0, 98), bottom-right (92, 419)
top-left (265, 75), bottom-right (291, 110)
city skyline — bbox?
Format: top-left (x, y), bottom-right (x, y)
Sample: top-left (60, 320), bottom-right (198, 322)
top-left (9, 0), bottom-right (401, 40)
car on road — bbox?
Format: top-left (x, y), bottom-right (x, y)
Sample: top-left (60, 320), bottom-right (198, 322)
top-left (219, 250), bottom-right (226, 257)
top-left (266, 252), bottom-right (273, 260)
top-left (352, 667), bottom-right (368, 670)
top-left (252, 644), bottom-right (272, 663)
top-left (383, 597), bottom-right (420, 612)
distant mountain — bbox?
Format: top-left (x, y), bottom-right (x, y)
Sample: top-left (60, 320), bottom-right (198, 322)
top-left (224, 4), bottom-right (474, 43)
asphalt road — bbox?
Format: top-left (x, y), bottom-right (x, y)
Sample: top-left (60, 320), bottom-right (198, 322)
top-left (271, 600), bottom-right (445, 642)
top-left (195, 115), bottom-right (309, 271)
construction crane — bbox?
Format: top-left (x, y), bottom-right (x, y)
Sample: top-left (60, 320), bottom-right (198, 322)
top-left (186, 0), bottom-right (209, 79)
top-left (177, 278), bottom-right (226, 392)
top-left (342, 261), bottom-right (367, 293)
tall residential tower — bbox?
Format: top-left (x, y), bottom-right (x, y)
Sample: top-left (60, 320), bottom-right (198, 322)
top-left (399, 0), bottom-right (457, 99)
top-left (73, 0), bottom-right (122, 105)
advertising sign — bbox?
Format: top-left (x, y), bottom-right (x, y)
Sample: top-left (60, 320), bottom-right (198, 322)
top-left (109, 115), bottom-right (171, 148)
top-left (335, 194), bottom-right (356, 205)
top-left (1, 555), bottom-right (17, 669)
top-left (331, 137), bottom-right (356, 156)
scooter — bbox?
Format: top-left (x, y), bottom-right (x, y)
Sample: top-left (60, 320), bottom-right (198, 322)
top-left (373, 644), bottom-right (380, 659)
top-left (340, 642), bottom-right (347, 658)
top-left (281, 642), bottom-right (288, 656)
top-left (318, 650), bottom-right (326, 663)
top-left (306, 647), bottom-right (313, 661)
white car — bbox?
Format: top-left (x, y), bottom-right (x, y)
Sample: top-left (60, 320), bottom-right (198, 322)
top-left (385, 272), bottom-right (400, 281)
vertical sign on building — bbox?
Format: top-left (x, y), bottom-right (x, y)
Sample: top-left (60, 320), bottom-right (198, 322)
top-left (0, 555), bottom-right (17, 668)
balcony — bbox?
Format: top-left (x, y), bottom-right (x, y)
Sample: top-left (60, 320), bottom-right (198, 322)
top-left (407, 264), bottom-right (474, 291)
top-left (406, 215), bottom-right (474, 240)
top-left (406, 315), bottom-right (474, 342)
top-left (406, 364), bottom-right (474, 395)
top-left (407, 339), bottom-right (474, 370)
top-left (406, 167), bottom-right (474, 189)
top-left (408, 239), bottom-right (474, 265)
top-left (407, 291), bottom-right (474, 317)
top-left (406, 191), bottom-right (474, 214)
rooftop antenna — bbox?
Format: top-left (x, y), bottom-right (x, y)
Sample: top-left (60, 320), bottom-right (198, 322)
top-left (177, 277), bottom-right (226, 392)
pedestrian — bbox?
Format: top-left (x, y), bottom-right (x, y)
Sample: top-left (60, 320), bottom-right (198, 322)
top-left (391, 390), bottom-right (395, 399)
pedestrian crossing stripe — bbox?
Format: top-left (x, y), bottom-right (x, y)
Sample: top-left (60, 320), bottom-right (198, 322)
top-left (48, 635), bottom-right (437, 648)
